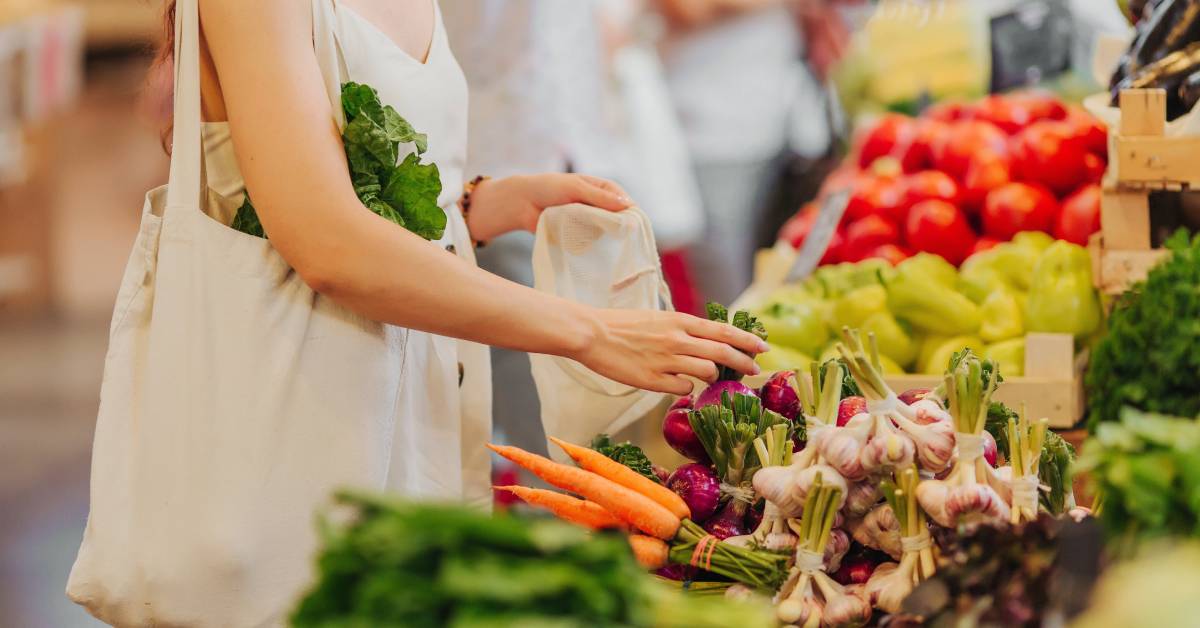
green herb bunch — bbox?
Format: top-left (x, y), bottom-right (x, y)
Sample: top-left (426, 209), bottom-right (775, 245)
top-left (688, 393), bottom-right (790, 486)
top-left (1074, 407), bottom-right (1200, 553)
top-left (234, 82), bottom-right (445, 241)
top-left (986, 401), bottom-right (1077, 515)
top-left (292, 491), bottom-right (774, 628)
top-left (591, 434), bottom-right (660, 484)
top-left (704, 302), bottom-right (767, 382)
top-left (1085, 229), bottom-right (1200, 430)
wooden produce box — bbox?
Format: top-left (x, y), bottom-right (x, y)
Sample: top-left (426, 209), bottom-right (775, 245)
top-left (1090, 88), bottom-right (1190, 295)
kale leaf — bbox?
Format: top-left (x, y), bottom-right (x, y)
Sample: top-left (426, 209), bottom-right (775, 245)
top-left (232, 81), bottom-right (444, 241)
top-left (590, 434), bottom-right (660, 484)
top-left (705, 302), bottom-right (767, 382)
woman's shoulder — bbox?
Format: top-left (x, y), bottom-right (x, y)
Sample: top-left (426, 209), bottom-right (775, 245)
top-left (199, 0), bottom-right (315, 47)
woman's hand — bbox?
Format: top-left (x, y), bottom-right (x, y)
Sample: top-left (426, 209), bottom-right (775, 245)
top-left (568, 308), bottom-right (768, 396)
top-left (465, 173), bottom-right (633, 243)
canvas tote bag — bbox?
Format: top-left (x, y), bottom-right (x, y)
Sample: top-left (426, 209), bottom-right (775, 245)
top-left (66, 1), bottom-right (414, 625)
top-left (529, 204), bottom-right (673, 457)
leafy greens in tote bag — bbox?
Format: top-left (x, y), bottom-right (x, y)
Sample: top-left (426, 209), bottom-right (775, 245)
top-left (232, 82), bottom-right (446, 240)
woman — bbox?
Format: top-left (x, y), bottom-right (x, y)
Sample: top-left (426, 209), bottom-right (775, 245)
top-left (67, 0), bottom-right (765, 625)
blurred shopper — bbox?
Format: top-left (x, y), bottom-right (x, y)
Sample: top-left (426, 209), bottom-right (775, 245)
top-left (655, 0), bottom-right (846, 304)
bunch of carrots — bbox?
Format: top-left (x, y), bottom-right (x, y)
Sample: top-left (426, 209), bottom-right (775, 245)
top-left (490, 437), bottom-right (691, 571)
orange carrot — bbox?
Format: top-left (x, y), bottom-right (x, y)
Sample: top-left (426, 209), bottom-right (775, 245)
top-left (548, 436), bottom-right (691, 520)
top-left (494, 485), bottom-right (625, 530)
top-left (628, 534), bottom-right (669, 570)
top-left (486, 443), bottom-right (681, 540)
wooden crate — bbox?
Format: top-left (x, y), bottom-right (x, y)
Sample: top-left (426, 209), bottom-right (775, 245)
top-left (1091, 88), bottom-right (1190, 295)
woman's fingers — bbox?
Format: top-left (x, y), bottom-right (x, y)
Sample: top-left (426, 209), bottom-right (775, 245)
top-left (670, 356), bottom-right (721, 383)
top-left (648, 373), bottom-right (695, 396)
top-left (574, 175), bottom-right (633, 212)
top-left (683, 315), bottom-right (770, 356)
top-left (683, 336), bottom-right (760, 377)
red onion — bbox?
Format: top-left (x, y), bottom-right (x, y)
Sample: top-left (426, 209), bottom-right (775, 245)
top-left (837, 396), bottom-right (867, 427)
top-left (694, 380), bottom-right (756, 410)
top-left (833, 555), bottom-right (880, 585)
top-left (759, 371), bottom-right (801, 420)
top-left (662, 400), bottom-right (710, 464)
top-left (702, 500), bottom-right (748, 540)
top-left (982, 430), bottom-right (999, 467)
top-left (897, 387), bottom-right (933, 406)
top-left (654, 564), bottom-right (695, 581)
top-left (666, 463), bottom-right (721, 522)
top-left (745, 503), bottom-right (764, 531)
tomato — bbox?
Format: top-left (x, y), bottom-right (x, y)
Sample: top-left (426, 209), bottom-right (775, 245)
top-left (843, 214), bottom-right (900, 262)
top-left (1064, 105), bottom-right (1108, 157)
top-left (1011, 121), bottom-right (1091, 195)
top-left (970, 237), bottom-right (1002, 256)
top-left (1083, 153), bottom-right (1106, 184)
top-left (1054, 184), bottom-right (1101, 246)
top-left (1011, 92), bottom-right (1068, 122)
top-left (933, 119), bottom-right (1009, 180)
top-left (960, 152), bottom-right (1012, 211)
top-left (845, 175), bottom-right (905, 222)
top-left (905, 199), bottom-right (976, 265)
top-left (857, 114), bottom-right (920, 170)
top-left (924, 100), bottom-right (971, 123)
top-left (901, 171), bottom-right (961, 215)
top-left (972, 94), bottom-right (1037, 134)
top-left (779, 203), bottom-right (818, 247)
top-left (821, 229), bottom-right (846, 265)
top-left (819, 165), bottom-right (862, 197)
top-left (981, 182), bottom-right (1059, 239)
top-left (864, 243), bottom-right (912, 266)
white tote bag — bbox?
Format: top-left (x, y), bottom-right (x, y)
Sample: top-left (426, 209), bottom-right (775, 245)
top-left (66, 2), bottom-right (416, 626)
top-left (529, 204), bottom-right (672, 456)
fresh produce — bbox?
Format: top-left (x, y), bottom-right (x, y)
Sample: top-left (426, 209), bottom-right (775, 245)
top-left (662, 396), bottom-right (710, 464)
top-left (591, 434), bottom-right (660, 484)
top-left (701, 303), bottom-right (768, 385)
top-left (986, 402), bottom-right (1077, 515)
top-left (487, 443), bottom-right (681, 540)
top-left (866, 468), bottom-right (937, 613)
top-left (780, 92), bottom-right (1106, 268)
top-left (1072, 543), bottom-right (1200, 628)
top-left (666, 463), bottom-right (722, 522)
top-left (1110, 0), bottom-right (1200, 120)
top-left (495, 486), bottom-right (625, 530)
top-left (1026, 240), bottom-right (1102, 340)
top-left (629, 534), bottom-right (670, 570)
top-left (758, 371), bottom-right (802, 422)
top-left (552, 437), bottom-right (690, 520)
top-left (1055, 184), bottom-right (1102, 246)
top-left (234, 82), bottom-right (445, 241)
top-left (291, 492), bottom-right (775, 628)
top-left (1075, 407), bottom-right (1200, 552)
top-left (1086, 230), bottom-right (1200, 428)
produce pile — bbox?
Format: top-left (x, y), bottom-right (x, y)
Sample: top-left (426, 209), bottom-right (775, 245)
top-left (750, 233), bottom-right (1102, 377)
top-left (779, 92), bottom-right (1107, 267)
top-left (494, 308), bottom-right (1082, 627)
top-left (1110, 0), bottom-right (1200, 120)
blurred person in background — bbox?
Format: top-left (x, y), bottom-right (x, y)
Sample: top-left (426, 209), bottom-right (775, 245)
top-left (654, 0), bottom-right (852, 304)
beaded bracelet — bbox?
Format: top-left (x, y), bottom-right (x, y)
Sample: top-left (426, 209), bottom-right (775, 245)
top-left (458, 174), bottom-right (491, 249)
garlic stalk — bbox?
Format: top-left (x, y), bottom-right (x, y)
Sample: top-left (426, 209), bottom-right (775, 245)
top-left (1007, 406), bottom-right (1048, 524)
top-left (747, 424), bottom-right (800, 551)
top-left (774, 474), bottom-right (872, 628)
top-left (880, 467), bottom-right (936, 585)
top-left (792, 361), bottom-right (845, 470)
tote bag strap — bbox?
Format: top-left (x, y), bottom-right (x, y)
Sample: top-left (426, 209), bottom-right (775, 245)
top-left (164, 0), bottom-right (203, 215)
top-left (312, 0), bottom-right (349, 129)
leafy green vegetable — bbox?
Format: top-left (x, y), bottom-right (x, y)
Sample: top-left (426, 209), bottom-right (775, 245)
top-left (985, 401), bottom-right (1077, 515)
top-left (234, 82), bottom-right (445, 241)
top-left (590, 434), bottom-right (659, 484)
top-left (704, 302), bottom-right (767, 382)
top-left (292, 491), bottom-right (774, 628)
top-left (688, 393), bottom-right (790, 486)
top-left (1074, 407), bottom-right (1200, 553)
top-left (1085, 229), bottom-right (1200, 430)
top-left (816, 357), bottom-right (862, 399)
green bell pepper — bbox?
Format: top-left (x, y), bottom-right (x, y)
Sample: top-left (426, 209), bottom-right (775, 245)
top-left (984, 337), bottom-right (1026, 377)
top-left (886, 272), bottom-right (982, 336)
top-left (1026, 241), bottom-right (1102, 340)
top-left (756, 301), bottom-right (830, 357)
top-left (979, 288), bottom-right (1025, 343)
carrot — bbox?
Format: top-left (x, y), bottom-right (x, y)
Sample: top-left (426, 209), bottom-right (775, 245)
top-left (548, 436), bottom-right (691, 520)
top-left (486, 443), bottom-right (681, 540)
top-left (494, 485), bottom-right (625, 530)
top-left (628, 534), bottom-right (669, 570)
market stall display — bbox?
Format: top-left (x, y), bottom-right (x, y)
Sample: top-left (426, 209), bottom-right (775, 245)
top-left (778, 92), bottom-right (1108, 270)
top-left (1109, 0), bottom-right (1200, 119)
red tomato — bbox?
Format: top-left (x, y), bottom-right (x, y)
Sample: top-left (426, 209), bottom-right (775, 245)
top-left (970, 237), bottom-right (1002, 256)
top-left (1011, 91), bottom-right (1068, 122)
top-left (820, 165), bottom-right (862, 197)
top-left (972, 94), bottom-right (1037, 134)
top-left (909, 119), bottom-right (950, 173)
top-left (933, 119), bottom-right (1009, 180)
top-left (845, 175), bottom-right (905, 222)
top-left (1011, 121), bottom-right (1091, 195)
top-left (1083, 153), bottom-right (1106, 184)
top-left (864, 243), bottom-right (912, 266)
top-left (1064, 105), bottom-right (1108, 156)
top-left (821, 229), bottom-right (846, 265)
top-left (779, 203), bottom-right (818, 248)
top-left (857, 114), bottom-right (920, 170)
top-left (960, 152), bottom-right (1013, 211)
top-left (924, 100), bottom-right (971, 123)
top-left (1055, 184), bottom-right (1101, 245)
top-left (905, 200), bottom-right (976, 265)
top-left (982, 182), bottom-right (1059, 239)
top-left (901, 171), bottom-right (961, 215)
top-left (843, 214), bottom-right (900, 262)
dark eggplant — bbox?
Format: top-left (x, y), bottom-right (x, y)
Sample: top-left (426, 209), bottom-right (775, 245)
top-left (1112, 42), bottom-right (1200, 116)
top-left (1131, 0), bottom-right (1200, 73)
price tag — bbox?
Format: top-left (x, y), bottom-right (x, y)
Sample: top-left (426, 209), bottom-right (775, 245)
top-left (989, 0), bottom-right (1073, 92)
top-left (787, 190), bottom-right (850, 283)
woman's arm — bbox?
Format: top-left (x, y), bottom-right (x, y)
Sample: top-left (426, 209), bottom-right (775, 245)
top-left (199, 0), bottom-right (764, 394)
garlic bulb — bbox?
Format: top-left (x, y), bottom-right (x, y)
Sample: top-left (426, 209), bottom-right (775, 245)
top-left (820, 431), bottom-right (869, 481)
top-left (845, 481), bottom-right (882, 517)
top-left (850, 503), bottom-right (901, 560)
top-left (859, 430), bottom-right (916, 473)
top-left (821, 587), bottom-right (871, 628)
top-left (754, 465), bottom-right (806, 518)
top-left (824, 528), bottom-right (851, 573)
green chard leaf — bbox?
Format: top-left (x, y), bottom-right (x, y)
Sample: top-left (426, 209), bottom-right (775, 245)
top-left (382, 153), bottom-right (445, 241)
top-left (589, 434), bottom-right (660, 483)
